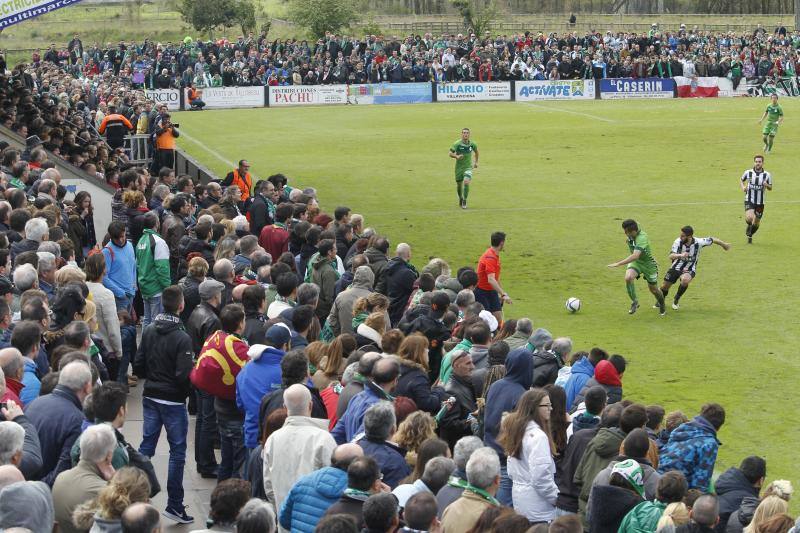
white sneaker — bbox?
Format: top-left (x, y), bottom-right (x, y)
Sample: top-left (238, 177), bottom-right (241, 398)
top-left (672, 302), bottom-right (680, 310)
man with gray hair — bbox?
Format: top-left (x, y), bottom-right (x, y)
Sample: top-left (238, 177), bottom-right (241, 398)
top-left (12, 263), bottom-right (37, 294)
top-left (263, 383), bottom-right (336, 516)
top-left (504, 317), bottom-right (534, 350)
top-left (0, 421), bottom-right (24, 468)
top-left (25, 361), bottom-right (93, 485)
top-left (52, 424), bottom-right (116, 533)
top-left (232, 235), bottom-right (261, 276)
top-left (36, 251), bottom-right (57, 302)
top-left (327, 265), bottom-right (375, 336)
top-left (357, 401), bottom-right (410, 489)
top-left (533, 336), bottom-right (572, 388)
top-left (213, 258), bottom-right (236, 306)
top-left (385, 242), bottom-right (418, 326)
top-left (10, 218), bottom-right (48, 264)
top-left (237, 498), bottom-right (276, 533)
top-left (435, 436), bottom-right (483, 516)
top-left (393, 456), bottom-right (456, 509)
top-left (441, 447), bottom-right (501, 531)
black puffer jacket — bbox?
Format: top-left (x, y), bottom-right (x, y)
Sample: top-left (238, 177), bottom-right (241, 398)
top-left (716, 468), bottom-right (760, 533)
top-left (395, 361), bottom-right (446, 415)
top-left (185, 302), bottom-right (221, 356)
top-left (384, 257), bottom-right (418, 326)
top-left (587, 484), bottom-right (642, 533)
top-left (726, 496), bottom-right (759, 533)
top-left (532, 349), bottom-right (564, 388)
top-left (133, 313), bottom-right (193, 403)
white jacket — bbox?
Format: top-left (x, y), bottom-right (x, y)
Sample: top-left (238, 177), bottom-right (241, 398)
top-left (262, 416), bottom-right (336, 516)
top-left (86, 281), bottom-right (122, 357)
top-left (507, 420), bottom-right (558, 523)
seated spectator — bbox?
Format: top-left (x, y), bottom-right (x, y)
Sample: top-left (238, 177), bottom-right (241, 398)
top-left (659, 403), bottom-right (726, 491)
top-left (440, 447), bottom-right (502, 532)
top-left (436, 435), bottom-right (483, 517)
top-left (316, 514), bottom-right (359, 533)
top-left (658, 502), bottom-right (692, 533)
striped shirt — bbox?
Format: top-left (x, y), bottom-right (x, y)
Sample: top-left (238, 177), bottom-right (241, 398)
top-left (741, 168), bottom-right (772, 206)
top-left (670, 237), bottom-right (713, 273)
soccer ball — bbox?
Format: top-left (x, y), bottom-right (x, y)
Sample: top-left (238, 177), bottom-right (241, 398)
top-left (565, 297), bottom-right (581, 313)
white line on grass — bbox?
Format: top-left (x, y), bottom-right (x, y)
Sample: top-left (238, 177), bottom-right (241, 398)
top-left (180, 131), bottom-right (236, 168)
top-left (521, 102), bottom-right (617, 123)
top-left (368, 199), bottom-right (800, 217)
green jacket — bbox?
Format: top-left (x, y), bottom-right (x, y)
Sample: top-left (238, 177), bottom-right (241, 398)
top-left (135, 229), bottom-right (171, 299)
top-left (618, 500), bottom-right (666, 533)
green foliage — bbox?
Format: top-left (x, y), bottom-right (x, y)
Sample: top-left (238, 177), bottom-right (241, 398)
top-left (287, 0), bottom-right (359, 38)
top-left (451, 0), bottom-right (497, 35)
top-left (359, 16), bottom-right (383, 36)
top-left (234, 0), bottom-right (257, 34)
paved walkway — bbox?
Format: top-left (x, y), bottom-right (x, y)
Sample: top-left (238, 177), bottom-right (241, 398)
top-left (121, 383), bottom-right (216, 532)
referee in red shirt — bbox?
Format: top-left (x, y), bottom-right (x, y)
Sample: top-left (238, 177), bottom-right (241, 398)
top-left (475, 231), bottom-right (512, 322)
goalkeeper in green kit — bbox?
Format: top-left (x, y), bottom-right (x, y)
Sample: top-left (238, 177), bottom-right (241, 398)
top-left (449, 127), bottom-right (479, 209)
top-left (608, 219), bottom-right (667, 316)
top-left (758, 93), bottom-right (783, 153)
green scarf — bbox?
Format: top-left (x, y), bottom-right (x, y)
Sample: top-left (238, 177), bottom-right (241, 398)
top-left (352, 311), bottom-right (368, 330)
top-left (447, 476), bottom-right (501, 506)
top-left (343, 488), bottom-right (371, 499)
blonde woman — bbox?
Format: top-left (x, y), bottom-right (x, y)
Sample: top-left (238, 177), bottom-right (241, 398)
top-left (73, 467), bottom-right (151, 532)
top-left (355, 311), bottom-right (386, 352)
top-left (656, 502), bottom-right (690, 533)
top-left (744, 496), bottom-right (789, 533)
top-left (312, 336), bottom-right (346, 390)
top-left (394, 333), bottom-right (445, 415)
top-left (392, 411), bottom-right (437, 469)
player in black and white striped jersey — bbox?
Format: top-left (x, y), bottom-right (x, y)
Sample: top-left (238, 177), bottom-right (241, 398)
top-left (659, 226), bottom-right (730, 310)
top-left (740, 154), bottom-right (773, 244)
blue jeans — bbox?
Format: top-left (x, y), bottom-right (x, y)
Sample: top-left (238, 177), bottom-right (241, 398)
top-left (139, 397), bottom-right (188, 510)
top-left (497, 463), bottom-right (513, 508)
top-left (115, 294), bottom-right (133, 313)
top-left (194, 389), bottom-right (218, 474)
top-left (142, 295), bottom-right (163, 327)
top-left (217, 413), bottom-right (246, 481)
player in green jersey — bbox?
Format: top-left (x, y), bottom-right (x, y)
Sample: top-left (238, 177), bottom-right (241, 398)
top-left (758, 94), bottom-right (783, 153)
top-left (449, 127), bottom-right (479, 209)
top-left (608, 219), bottom-right (666, 315)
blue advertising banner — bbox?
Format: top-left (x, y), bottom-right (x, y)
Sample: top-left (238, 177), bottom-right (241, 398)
top-left (600, 78), bottom-right (675, 99)
top-left (0, 0), bottom-right (84, 28)
top-left (435, 82), bottom-right (512, 102)
top-left (516, 80), bottom-right (595, 101)
top-left (347, 83), bottom-right (432, 105)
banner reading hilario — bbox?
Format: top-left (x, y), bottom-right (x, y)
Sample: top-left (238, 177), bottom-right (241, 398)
top-left (436, 82), bottom-right (511, 102)
top-left (0, 0), bottom-right (84, 28)
top-left (600, 78), bottom-right (675, 99)
top-left (515, 80), bottom-right (595, 101)
top-left (347, 83), bottom-right (432, 105)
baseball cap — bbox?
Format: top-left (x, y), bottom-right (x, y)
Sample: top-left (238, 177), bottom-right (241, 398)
top-left (478, 310), bottom-right (498, 332)
top-left (199, 279), bottom-right (225, 300)
top-left (612, 459), bottom-right (645, 498)
top-left (265, 323), bottom-right (291, 348)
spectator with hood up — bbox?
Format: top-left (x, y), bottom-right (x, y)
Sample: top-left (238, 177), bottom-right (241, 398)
top-left (572, 355), bottom-right (626, 411)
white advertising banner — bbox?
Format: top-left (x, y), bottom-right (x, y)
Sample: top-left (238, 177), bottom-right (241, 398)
top-left (186, 86), bottom-right (265, 109)
top-left (515, 80), bottom-right (595, 100)
top-left (144, 89), bottom-right (181, 111)
top-left (436, 82), bottom-right (511, 102)
top-left (269, 85), bottom-right (349, 106)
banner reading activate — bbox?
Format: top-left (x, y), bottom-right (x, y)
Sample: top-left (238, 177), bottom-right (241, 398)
top-left (516, 80), bottom-right (595, 101)
top-left (0, 0), bottom-right (83, 28)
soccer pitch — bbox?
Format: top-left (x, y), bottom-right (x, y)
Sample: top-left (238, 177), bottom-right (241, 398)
top-left (176, 98), bottom-right (800, 485)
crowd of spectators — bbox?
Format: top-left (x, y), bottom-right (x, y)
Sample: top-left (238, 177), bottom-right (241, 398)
top-left (0, 131), bottom-right (795, 533)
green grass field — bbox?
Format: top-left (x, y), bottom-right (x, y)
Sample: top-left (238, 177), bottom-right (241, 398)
top-left (176, 97), bottom-right (800, 492)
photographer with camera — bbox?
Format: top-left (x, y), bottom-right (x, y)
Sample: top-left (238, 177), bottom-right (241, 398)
top-left (154, 113), bottom-right (179, 172)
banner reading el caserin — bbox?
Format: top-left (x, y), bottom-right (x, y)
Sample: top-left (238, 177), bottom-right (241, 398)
top-left (0, 0), bottom-right (84, 28)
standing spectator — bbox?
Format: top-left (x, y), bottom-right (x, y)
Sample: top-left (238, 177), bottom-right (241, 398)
top-left (248, 180), bottom-right (276, 238)
top-left (222, 160), bottom-right (253, 206)
top-left (322, 456), bottom-right (387, 529)
top-left (533, 336), bottom-right (571, 388)
top-left (178, 256), bottom-right (209, 323)
top-left (586, 459), bottom-right (646, 533)
top-left (392, 456), bottom-right (455, 509)
top-left (659, 403), bottom-right (726, 492)
top-left (0, 397), bottom-right (43, 480)
top-left (154, 113), bottom-right (179, 171)
top-left (327, 265), bottom-right (375, 337)
top-left (497, 388), bottom-right (558, 523)
top-left (440, 447), bottom-right (502, 532)
top-left (436, 436), bottom-right (483, 517)
top-left (161, 195), bottom-right (191, 281)
top-left (190, 304), bottom-right (250, 481)
top-left (278, 443), bottom-right (364, 533)
top-left (259, 203), bottom-right (293, 261)
top-left (133, 286), bottom-right (194, 524)
top-left (263, 384), bottom-right (337, 514)
top-left (619, 471), bottom-right (688, 533)
top-left (676, 495), bottom-right (720, 533)
top-left (385, 243), bottom-right (418, 326)
top-left (135, 212), bottom-right (171, 326)
top-left (52, 424), bottom-right (116, 533)
top-left (357, 401), bottom-right (411, 489)
top-left (25, 360), bottom-right (92, 485)
top-left (97, 106), bottom-right (133, 150)
top-left (102, 220), bottom-right (137, 312)
top-left (439, 349), bottom-right (478, 450)
top-left (120, 503), bottom-right (162, 533)
top-left (10, 217), bottom-right (47, 265)
top-left (84, 254), bottom-right (123, 368)
top-left (715, 457), bottom-right (767, 533)
top-left (332, 357), bottom-right (399, 444)
top-left (362, 493), bottom-right (400, 533)
top-left (364, 237), bottom-right (390, 294)
top-left (564, 348), bottom-right (608, 409)
top-left (572, 356), bottom-right (626, 411)
top-left (395, 333), bottom-right (447, 415)
top-left (311, 239), bottom-right (339, 322)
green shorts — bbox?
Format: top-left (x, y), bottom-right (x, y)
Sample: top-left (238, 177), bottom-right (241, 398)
top-left (762, 122), bottom-right (779, 136)
top-left (455, 169), bottom-right (473, 182)
top-left (628, 261), bottom-right (659, 285)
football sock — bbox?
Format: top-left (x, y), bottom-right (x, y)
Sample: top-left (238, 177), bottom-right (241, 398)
top-left (626, 282), bottom-right (637, 302)
top-left (456, 182), bottom-right (463, 201)
top-left (675, 284), bottom-right (688, 303)
top-left (768, 136), bottom-right (775, 150)
top-left (654, 288), bottom-right (665, 305)
top-left (750, 224), bottom-right (760, 236)
top-left (463, 183), bottom-right (470, 200)
top-left (746, 223), bottom-right (752, 236)
top-left (661, 287), bottom-right (669, 297)
top-left (763, 135), bottom-right (769, 146)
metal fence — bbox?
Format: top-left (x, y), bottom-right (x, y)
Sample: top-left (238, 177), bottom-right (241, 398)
top-left (122, 134), bottom-right (151, 166)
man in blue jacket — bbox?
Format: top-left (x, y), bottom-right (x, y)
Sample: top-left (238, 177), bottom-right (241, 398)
top-left (564, 347), bottom-right (608, 409)
top-left (332, 357), bottom-right (399, 445)
top-left (279, 443), bottom-right (364, 533)
top-left (483, 347), bottom-right (533, 506)
top-left (236, 324), bottom-right (291, 450)
top-left (102, 221), bottom-right (137, 312)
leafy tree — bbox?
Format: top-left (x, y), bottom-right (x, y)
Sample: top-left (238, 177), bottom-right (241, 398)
top-left (451, 0), bottom-right (497, 36)
top-left (288, 0), bottom-right (359, 38)
top-left (234, 0), bottom-right (257, 34)
top-left (178, 0), bottom-right (237, 37)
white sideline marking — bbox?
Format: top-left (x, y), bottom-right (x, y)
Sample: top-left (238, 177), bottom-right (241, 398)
top-left (367, 199), bottom-right (800, 216)
top-left (180, 131), bottom-right (236, 168)
top-left (522, 102), bottom-right (617, 123)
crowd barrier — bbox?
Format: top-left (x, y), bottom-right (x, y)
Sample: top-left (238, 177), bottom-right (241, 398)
top-left (142, 77), bottom-right (796, 112)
